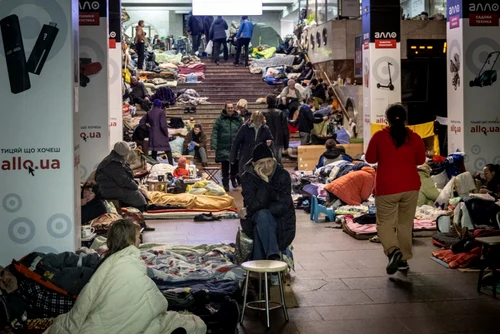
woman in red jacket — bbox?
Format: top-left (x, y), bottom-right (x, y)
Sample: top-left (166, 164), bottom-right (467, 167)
top-left (365, 104), bottom-right (426, 275)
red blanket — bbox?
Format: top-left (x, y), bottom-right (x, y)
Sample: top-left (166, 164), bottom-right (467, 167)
top-left (178, 63), bottom-right (206, 75)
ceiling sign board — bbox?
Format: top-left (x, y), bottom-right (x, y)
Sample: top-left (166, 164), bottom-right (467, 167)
top-left (192, 0), bottom-right (263, 16)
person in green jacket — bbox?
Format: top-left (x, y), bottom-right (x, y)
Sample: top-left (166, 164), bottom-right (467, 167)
top-left (211, 103), bottom-right (243, 191)
top-left (417, 164), bottom-right (440, 206)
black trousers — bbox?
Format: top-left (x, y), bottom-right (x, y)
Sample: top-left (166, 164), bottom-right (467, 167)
top-left (136, 42), bottom-right (145, 69)
top-left (152, 150), bottom-right (173, 164)
top-left (221, 161), bottom-right (238, 179)
top-left (191, 34), bottom-right (202, 54)
top-left (235, 38), bottom-right (251, 66)
top-left (212, 38), bottom-right (228, 62)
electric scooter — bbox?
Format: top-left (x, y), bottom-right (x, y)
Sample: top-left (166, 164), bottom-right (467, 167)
top-left (469, 51), bottom-right (500, 87)
top-left (376, 62), bottom-right (394, 91)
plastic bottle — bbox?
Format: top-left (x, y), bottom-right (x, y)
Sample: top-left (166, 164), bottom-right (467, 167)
top-left (337, 74), bottom-right (343, 86)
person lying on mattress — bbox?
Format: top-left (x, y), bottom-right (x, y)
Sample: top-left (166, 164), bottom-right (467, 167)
top-left (44, 220), bottom-right (206, 334)
top-left (95, 141), bottom-right (154, 231)
top-left (240, 143), bottom-right (296, 261)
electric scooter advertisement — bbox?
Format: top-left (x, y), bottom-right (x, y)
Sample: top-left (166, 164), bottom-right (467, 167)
top-left (0, 0), bottom-right (80, 265)
top-left (79, 0), bottom-right (110, 181)
top-left (447, 0), bottom-right (500, 170)
top-left (361, 0), bottom-right (401, 149)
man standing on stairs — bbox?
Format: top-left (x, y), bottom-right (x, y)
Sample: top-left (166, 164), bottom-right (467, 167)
top-left (187, 11), bottom-right (204, 55)
top-left (262, 94), bottom-right (289, 163)
top-left (209, 16), bottom-right (229, 64)
top-left (233, 16), bottom-right (254, 67)
top-left (211, 103), bottom-right (243, 191)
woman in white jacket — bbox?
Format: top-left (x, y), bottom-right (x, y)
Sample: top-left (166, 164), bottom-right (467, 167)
top-left (45, 220), bottom-right (206, 334)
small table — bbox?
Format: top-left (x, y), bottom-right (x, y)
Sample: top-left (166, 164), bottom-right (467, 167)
top-left (476, 236), bottom-right (500, 298)
top-left (203, 167), bottom-right (220, 184)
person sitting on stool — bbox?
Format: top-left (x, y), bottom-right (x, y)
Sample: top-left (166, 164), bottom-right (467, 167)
top-left (239, 143), bottom-right (296, 260)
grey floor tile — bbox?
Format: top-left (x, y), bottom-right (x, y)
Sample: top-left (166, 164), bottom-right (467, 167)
top-left (316, 304), bottom-right (408, 320)
top-left (294, 290), bottom-right (373, 306)
top-left (295, 318), bottom-right (410, 334)
top-left (397, 316), bottom-right (459, 333)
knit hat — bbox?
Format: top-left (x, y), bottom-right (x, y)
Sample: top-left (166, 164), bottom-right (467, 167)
top-left (177, 156), bottom-right (187, 168)
top-left (252, 142), bottom-right (273, 162)
top-left (153, 99), bottom-right (162, 107)
top-left (113, 141), bottom-right (131, 157)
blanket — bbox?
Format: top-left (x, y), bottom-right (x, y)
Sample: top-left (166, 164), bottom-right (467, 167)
top-left (178, 63), bottom-right (206, 75)
top-left (45, 246), bottom-right (206, 334)
top-left (154, 52), bottom-right (183, 64)
top-left (141, 244), bottom-right (245, 290)
top-left (176, 89), bottom-right (209, 105)
top-left (147, 192), bottom-right (237, 210)
top-left (251, 54), bottom-right (296, 68)
top-left (324, 167), bottom-right (375, 205)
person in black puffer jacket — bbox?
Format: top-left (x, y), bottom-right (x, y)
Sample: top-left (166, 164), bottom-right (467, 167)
top-left (240, 143), bottom-right (296, 260)
top-left (230, 110), bottom-right (274, 179)
top-left (262, 94), bottom-right (290, 163)
top-left (209, 16), bottom-right (229, 64)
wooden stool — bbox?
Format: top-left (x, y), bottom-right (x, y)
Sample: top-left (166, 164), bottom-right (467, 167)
top-left (240, 260), bottom-right (289, 328)
top-left (203, 166), bottom-right (221, 184)
top-left (476, 236), bottom-right (500, 298)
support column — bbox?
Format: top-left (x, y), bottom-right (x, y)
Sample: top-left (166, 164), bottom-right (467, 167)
top-left (447, 0), bottom-right (500, 170)
top-left (79, 0), bottom-right (110, 181)
top-left (0, 0), bottom-right (80, 264)
top-left (361, 0), bottom-right (402, 151)
top-left (108, 0), bottom-right (122, 147)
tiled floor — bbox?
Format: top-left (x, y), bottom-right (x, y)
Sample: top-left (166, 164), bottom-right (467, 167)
top-left (143, 190), bottom-right (500, 334)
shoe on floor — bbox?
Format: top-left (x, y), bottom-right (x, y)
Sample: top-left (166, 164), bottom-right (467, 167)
top-left (398, 260), bottom-right (409, 271)
top-left (142, 224), bottom-right (155, 232)
top-left (386, 249), bottom-right (403, 275)
top-left (230, 177), bottom-right (238, 188)
top-left (184, 107), bottom-right (190, 114)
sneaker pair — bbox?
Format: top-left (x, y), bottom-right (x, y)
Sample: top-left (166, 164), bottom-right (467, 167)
top-left (183, 107), bottom-right (196, 114)
top-left (386, 249), bottom-right (409, 274)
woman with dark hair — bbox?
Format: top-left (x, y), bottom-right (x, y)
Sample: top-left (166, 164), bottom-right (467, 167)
top-left (480, 164), bottom-right (500, 199)
top-left (365, 104), bottom-right (426, 275)
top-left (46, 219), bottom-right (206, 334)
top-left (183, 123), bottom-right (208, 167)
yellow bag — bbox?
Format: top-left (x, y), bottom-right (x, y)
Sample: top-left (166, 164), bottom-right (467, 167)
top-left (122, 68), bottom-right (131, 83)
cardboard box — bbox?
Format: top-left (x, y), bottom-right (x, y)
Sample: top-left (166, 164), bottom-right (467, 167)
top-left (297, 144), bottom-right (364, 171)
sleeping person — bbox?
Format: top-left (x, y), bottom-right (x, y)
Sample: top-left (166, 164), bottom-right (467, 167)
top-left (45, 219), bottom-right (206, 334)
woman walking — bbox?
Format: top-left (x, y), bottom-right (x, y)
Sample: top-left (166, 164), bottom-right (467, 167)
top-left (365, 104), bottom-right (426, 274)
top-left (139, 99), bottom-right (173, 164)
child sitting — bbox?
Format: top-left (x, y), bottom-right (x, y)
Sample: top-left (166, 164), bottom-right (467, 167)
top-left (173, 156), bottom-right (190, 178)
top-left (315, 139), bottom-right (349, 169)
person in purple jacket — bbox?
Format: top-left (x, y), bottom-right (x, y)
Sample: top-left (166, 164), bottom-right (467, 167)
top-left (140, 99), bottom-right (173, 164)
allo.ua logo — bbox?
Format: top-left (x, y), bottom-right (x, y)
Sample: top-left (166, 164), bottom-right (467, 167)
top-left (449, 4), bottom-right (460, 16)
top-left (374, 32), bottom-right (397, 39)
top-left (79, 1), bottom-right (100, 10)
top-left (469, 3), bottom-right (500, 12)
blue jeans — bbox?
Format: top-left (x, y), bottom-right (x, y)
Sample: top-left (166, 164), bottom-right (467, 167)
top-left (252, 209), bottom-right (280, 260)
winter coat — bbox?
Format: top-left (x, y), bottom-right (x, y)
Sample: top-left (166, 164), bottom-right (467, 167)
top-left (95, 151), bottom-right (147, 207)
top-left (230, 123), bottom-right (274, 174)
top-left (182, 130), bottom-right (207, 152)
top-left (140, 106), bottom-right (171, 152)
top-left (297, 105), bottom-right (324, 133)
top-left (203, 16), bottom-right (214, 37)
top-left (45, 246), bottom-right (206, 334)
top-left (241, 163), bottom-right (296, 251)
top-left (324, 167), bottom-right (376, 205)
top-left (315, 147), bottom-right (348, 169)
top-left (311, 83), bottom-right (326, 101)
top-left (418, 168), bottom-right (440, 206)
top-left (236, 20), bottom-right (254, 39)
top-left (262, 107), bottom-right (289, 149)
top-left (187, 14), bottom-right (204, 35)
top-left (211, 110), bottom-right (243, 162)
top-left (239, 108), bottom-right (252, 123)
top-left (209, 17), bottom-right (227, 41)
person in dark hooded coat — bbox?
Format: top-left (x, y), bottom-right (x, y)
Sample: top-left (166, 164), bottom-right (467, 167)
top-left (187, 12), bottom-right (204, 55)
top-left (203, 16), bottom-right (214, 44)
top-left (240, 143), bottom-right (296, 260)
top-left (139, 99), bottom-right (173, 164)
top-left (209, 16), bottom-right (228, 64)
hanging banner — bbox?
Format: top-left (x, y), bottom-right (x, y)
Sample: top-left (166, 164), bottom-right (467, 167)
top-left (79, 0), bottom-right (110, 181)
top-left (447, 0), bottom-right (500, 170)
top-left (361, 0), bottom-right (401, 150)
top-left (0, 0), bottom-right (80, 265)
top-left (108, 0), bottom-right (122, 147)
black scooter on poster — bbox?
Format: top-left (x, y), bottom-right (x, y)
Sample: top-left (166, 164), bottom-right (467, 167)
top-left (376, 62), bottom-right (395, 91)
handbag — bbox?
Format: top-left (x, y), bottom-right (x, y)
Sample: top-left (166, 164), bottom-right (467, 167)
top-left (234, 228), bottom-right (253, 264)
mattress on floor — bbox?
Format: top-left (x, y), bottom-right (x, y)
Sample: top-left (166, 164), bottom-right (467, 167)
top-left (143, 209), bottom-right (238, 220)
top-left (342, 216), bottom-right (437, 240)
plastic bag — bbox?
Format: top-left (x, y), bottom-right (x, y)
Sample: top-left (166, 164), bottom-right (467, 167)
top-left (234, 228), bottom-right (253, 264)
top-left (205, 40), bottom-right (213, 54)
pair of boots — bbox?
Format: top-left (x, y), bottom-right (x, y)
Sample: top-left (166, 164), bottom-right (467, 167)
top-left (222, 176), bottom-right (241, 192)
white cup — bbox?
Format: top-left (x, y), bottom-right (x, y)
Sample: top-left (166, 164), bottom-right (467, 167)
top-left (81, 226), bottom-right (95, 238)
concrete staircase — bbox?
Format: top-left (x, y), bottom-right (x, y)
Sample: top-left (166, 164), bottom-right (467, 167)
top-left (166, 60), bottom-right (297, 167)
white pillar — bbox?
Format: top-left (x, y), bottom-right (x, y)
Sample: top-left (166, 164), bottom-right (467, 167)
top-left (0, 0), bottom-right (80, 264)
top-left (79, 0), bottom-right (110, 181)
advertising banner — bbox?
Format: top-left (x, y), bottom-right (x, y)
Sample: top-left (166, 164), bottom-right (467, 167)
top-left (447, 0), bottom-right (500, 170)
top-left (79, 0), bottom-right (109, 181)
top-left (0, 0), bottom-right (79, 264)
top-left (361, 0), bottom-right (401, 150)
top-left (108, 0), bottom-right (122, 147)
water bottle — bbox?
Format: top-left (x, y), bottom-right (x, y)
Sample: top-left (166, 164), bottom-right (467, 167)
top-left (368, 203), bottom-right (376, 215)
